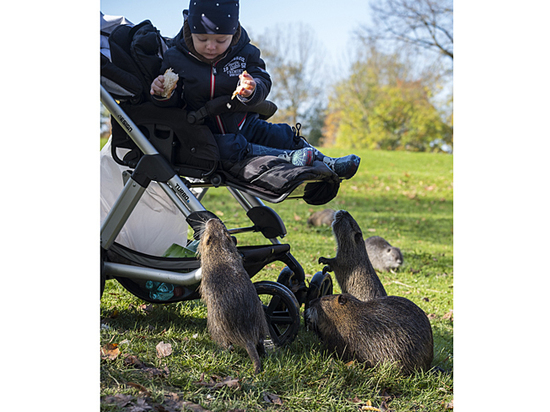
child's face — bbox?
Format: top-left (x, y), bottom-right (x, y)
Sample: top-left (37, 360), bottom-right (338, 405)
top-left (191, 33), bottom-right (232, 60)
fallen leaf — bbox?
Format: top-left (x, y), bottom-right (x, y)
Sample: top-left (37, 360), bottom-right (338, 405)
top-left (127, 382), bottom-right (150, 394)
top-left (102, 394), bottom-right (133, 408)
top-left (345, 360), bottom-right (356, 367)
top-left (263, 392), bottom-right (283, 405)
top-left (194, 374), bottom-right (241, 390)
top-left (443, 310), bottom-right (454, 321)
top-left (156, 341), bottom-right (173, 358)
top-left (442, 399), bottom-right (454, 409)
top-left (182, 401), bottom-right (211, 412)
top-left (128, 397), bottom-right (153, 411)
top-left (101, 343), bottom-right (120, 360)
top-left (124, 355), bottom-right (146, 368)
top-left (293, 214), bottom-right (301, 221)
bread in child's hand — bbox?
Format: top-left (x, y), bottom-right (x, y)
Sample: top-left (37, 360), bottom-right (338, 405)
top-left (161, 68), bottom-right (179, 98)
top-left (231, 70), bottom-right (248, 99)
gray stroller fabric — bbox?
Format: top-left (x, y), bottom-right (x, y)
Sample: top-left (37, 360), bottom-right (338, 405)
top-left (223, 157), bottom-right (341, 205)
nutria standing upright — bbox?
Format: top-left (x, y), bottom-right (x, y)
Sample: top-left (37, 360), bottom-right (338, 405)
top-left (198, 218), bottom-right (269, 374)
top-left (364, 236), bottom-right (404, 272)
top-left (318, 210), bottom-right (387, 301)
top-left (305, 293), bottom-right (434, 375)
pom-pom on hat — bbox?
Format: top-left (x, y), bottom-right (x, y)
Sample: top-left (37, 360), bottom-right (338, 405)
top-left (188, 0), bottom-right (239, 35)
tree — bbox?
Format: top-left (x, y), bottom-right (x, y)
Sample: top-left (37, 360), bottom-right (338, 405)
top-left (325, 45), bottom-right (452, 152)
top-left (253, 23), bottom-right (326, 138)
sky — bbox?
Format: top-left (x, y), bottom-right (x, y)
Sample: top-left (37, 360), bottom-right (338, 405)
top-left (100, 0), bottom-right (373, 78)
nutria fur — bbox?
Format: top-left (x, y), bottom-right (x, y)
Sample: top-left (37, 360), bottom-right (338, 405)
top-left (305, 293), bottom-right (433, 375)
top-left (198, 218), bottom-right (269, 374)
top-left (319, 210), bottom-right (387, 301)
top-left (365, 236), bottom-right (404, 272)
top-left (307, 208), bottom-right (335, 227)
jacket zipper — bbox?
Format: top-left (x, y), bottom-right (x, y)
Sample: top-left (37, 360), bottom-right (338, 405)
top-left (210, 63), bottom-right (226, 134)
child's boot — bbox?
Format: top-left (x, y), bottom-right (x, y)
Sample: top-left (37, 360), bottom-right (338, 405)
top-left (291, 124), bottom-right (360, 179)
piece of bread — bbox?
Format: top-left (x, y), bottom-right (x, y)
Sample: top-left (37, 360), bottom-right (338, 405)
top-left (161, 68), bottom-right (179, 98)
top-left (231, 70), bottom-right (248, 99)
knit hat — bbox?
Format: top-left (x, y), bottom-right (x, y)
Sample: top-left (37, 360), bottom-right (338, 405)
top-left (188, 0), bottom-right (239, 35)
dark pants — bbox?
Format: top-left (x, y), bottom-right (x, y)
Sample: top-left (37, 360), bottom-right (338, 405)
top-left (213, 118), bottom-right (300, 163)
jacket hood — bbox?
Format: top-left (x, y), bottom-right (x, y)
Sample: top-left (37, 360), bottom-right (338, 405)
top-left (173, 9), bottom-right (249, 64)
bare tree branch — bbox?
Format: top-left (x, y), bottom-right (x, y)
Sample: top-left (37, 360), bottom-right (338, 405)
top-left (367, 0), bottom-right (453, 60)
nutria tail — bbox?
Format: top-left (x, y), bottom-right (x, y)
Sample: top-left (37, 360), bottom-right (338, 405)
top-left (244, 341), bottom-right (263, 375)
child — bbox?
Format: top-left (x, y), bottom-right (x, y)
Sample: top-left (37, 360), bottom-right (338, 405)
top-left (150, 0), bottom-right (360, 179)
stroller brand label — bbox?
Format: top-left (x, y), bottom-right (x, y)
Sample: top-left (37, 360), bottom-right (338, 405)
top-left (118, 115), bottom-right (133, 132)
top-left (173, 183), bottom-right (190, 203)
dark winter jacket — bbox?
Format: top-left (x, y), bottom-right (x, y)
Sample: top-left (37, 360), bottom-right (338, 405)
top-left (158, 11), bottom-right (272, 135)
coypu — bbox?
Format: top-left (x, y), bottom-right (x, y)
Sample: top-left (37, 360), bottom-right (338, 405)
top-left (305, 293), bottom-right (433, 375)
top-left (307, 208), bottom-right (335, 227)
top-left (198, 218), bottom-right (269, 374)
top-left (365, 236), bottom-right (404, 272)
top-left (319, 210), bottom-right (387, 301)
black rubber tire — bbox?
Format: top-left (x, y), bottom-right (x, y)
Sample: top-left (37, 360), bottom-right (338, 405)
top-left (276, 266), bottom-right (308, 306)
top-left (309, 271), bottom-right (333, 300)
top-left (254, 280), bottom-right (301, 347)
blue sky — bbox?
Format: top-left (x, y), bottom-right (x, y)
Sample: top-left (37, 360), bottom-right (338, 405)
top-left (101, 0), bottom-right (373, 77)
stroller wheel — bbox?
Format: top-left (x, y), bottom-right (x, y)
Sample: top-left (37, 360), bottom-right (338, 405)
top-left (277, 266), bottom-right (308, 306)
top-left (306, 271), bottom-right (333, 305)
top-left (254, 281), bottom-right (301, 347)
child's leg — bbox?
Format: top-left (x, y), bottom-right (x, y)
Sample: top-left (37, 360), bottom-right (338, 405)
top-left (246, 143), bottom-right (315, 166)
top-left (213, 131), bottom-right (314, 166)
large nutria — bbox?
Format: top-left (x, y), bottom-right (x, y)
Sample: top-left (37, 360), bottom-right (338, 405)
top-left (319, 210), bottom-right (387, 301)
top-left (305, 293), bottom-right (433, 375)
top-left (365, 236), bottom-right (404, 272)
top-left (198, 218), bottom-right (269, 374)
top-left (307, 208), bottom-right (335, 227)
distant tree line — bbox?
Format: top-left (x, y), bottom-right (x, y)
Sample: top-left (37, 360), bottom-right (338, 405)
top-left (254, 0), bottom-right (453, 152)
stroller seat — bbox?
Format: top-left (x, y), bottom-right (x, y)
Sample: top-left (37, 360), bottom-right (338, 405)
top-left (101, 19), bottom-right (341, 206)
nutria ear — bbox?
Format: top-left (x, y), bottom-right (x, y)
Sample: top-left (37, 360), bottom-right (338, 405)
top-left (337, 294), bottom-right (348, 306)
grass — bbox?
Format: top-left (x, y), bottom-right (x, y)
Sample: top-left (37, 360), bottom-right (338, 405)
top-left (100, 147), bottom-right (453, 411)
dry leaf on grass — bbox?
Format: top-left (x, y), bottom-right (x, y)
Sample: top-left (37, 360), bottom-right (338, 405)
top-left (263, 392), bottom-right (283, 405)
top-left (101, 343), bottom-right (120, 360)
top-left (124, 354), bottom-right (169, 377)
top-left (102, 394), bottom-right (134, 408)
top-left (127, 382), bottom-right (150, 394)
top-left (156, 341), bottom-right (173, 358)
top-left (182, 401), bottom-right (212, 412)
top-left (194, 373), bottom-right (241, 390)
top-left (442, 310), bottom-right (454, 321)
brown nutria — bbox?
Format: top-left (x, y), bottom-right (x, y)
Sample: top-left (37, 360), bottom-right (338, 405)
top-left (307, 208), bottom-right (335, 227)
top-left (318, 210), bottom-right (387, 301)
top-left (364, 236), bottom-right (404, 272)
top-left (198, 218), bottom-right (269, 374)
top-left (305, 293), bottom-right (433, 375)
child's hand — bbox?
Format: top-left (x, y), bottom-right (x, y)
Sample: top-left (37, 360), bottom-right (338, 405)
top-left (150, 75), bottom-right (165, 96)
top-left (236, 71), bottom-right (256, 98)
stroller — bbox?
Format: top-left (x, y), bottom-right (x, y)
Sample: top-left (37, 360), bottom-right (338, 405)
top-left (100, 17), bottom-right (337, 347)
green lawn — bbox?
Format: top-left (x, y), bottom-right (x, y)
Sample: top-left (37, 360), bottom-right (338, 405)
top-left (100, 148), bottom-right (453, 411)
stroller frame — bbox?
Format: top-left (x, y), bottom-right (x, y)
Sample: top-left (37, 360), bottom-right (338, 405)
top-left (100, 85), bottom-right (334, 346)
